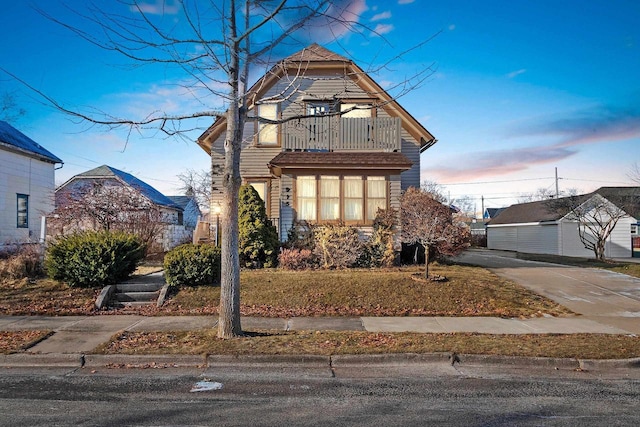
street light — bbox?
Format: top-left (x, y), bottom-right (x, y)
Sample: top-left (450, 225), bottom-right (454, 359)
top-left (212, 204), bottom-right (221, 247)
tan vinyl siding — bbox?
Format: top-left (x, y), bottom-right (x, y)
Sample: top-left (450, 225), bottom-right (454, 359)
top-left (400, 138), bottom-right (420, 190)
top-left (279, 175), bottom-right (295, 241)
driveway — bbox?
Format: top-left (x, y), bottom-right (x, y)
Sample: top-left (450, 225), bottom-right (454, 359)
top-left (454, 249), bottom-right (640, 334)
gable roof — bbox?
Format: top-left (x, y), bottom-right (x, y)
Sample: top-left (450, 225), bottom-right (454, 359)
top-left (0, 120), bottom-right (63, 164)
top-left (197, 43), bottom-right (436, 153)
top-left (167, 195), bottom-right (199, 211)
top-left (489, 187), bottom-right (640, 225)
top-left (594, 187), bottom-right (640, 219)
top-left (63, 165), bottom-right (181, 210)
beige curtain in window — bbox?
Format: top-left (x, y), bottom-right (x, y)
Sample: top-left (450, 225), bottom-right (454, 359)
top-left (367, 177), bottom-right (387, 220)
top-left (320, 176), bottom-right (340, 220)
top-left (344, 177), bottom-right (363, 221)
top-left (297, 177), bottom-right (316, 221)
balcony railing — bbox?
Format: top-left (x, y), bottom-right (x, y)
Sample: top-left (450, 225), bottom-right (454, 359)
top-left (281, 116), bottom-right (401, 151)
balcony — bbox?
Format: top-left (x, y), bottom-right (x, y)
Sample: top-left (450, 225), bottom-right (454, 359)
top-left (280, 116), bottom-right (401, 152)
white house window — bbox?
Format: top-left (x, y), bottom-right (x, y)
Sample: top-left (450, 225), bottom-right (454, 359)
top-left (295, 175), bottom-right (387, 224)
top-left (17, 194), bottom-right (28, 228)
top-left (319, 176), bottom-right (340, 221)
top-left (307, 102), bottom-right (331, 116)
top-left (297, 176), bottom-right (317, 221)
top-left (257, 103), bottom-right (278, 145)
top-left (344, 177), bottom-right (363, 221)
top-left (340, 103), bottom-right (372, 118)
top-left (367, 176), bottom-right (387, 220)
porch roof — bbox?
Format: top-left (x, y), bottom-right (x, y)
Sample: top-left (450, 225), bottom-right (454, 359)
top-left (267, 151), bottom-right (412, 177)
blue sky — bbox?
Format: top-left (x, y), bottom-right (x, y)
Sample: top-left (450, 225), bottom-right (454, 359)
top-left (1, 0), bottom-right (638, 213)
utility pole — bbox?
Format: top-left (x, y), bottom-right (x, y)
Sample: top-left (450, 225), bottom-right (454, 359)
top-left (555, 167), bottom-right (559, 198)
top-left (481, 195), bottom-right (485, 221)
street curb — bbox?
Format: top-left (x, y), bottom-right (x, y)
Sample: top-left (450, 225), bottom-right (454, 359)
top-left (83, 354), bottom-right (206, 368)
top-left (206, 354), bottom-right (331, 367)
top-left (0, 353), bottom-right (84, 368)
top-left (1, 352), bottom-right (639, 370)
top-left (331, 352), bottom-right (450, 366)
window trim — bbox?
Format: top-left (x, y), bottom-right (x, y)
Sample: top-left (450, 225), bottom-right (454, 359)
top-left (17, 193), bottom-right (28, 229)
top-left (294, 174), bottom-right (388, 226)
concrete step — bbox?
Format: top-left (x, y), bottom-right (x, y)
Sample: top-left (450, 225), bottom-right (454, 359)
top-left (110, 301), bottom-right (159, 308)
top-left (114, 291), bottom-right (160, 302)
top-left (115, 283), bottom-right (164, 293)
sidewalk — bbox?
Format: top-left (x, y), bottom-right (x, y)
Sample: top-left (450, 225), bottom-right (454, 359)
top-left (0, 313), bottom-right (637, 357)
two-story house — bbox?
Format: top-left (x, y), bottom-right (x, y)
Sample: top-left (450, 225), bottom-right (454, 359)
top-left (0, 121), bottom-right (63, 245)
top-left (197, 44), bottom-right (436, 241)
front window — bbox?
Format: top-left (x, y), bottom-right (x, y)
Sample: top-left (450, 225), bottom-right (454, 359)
top-left (367, 177), bottom-right (387, 220)
top-left (296, 175), bottom-right (387, 224)
top-left (319, 176), bottom-right (340, 220)
top-left (257, 103), bottom-right (278, 145)
top-left (344, 177), bottom-right (363, 221)
top-left (17, 194), bottom-right (28, 228)
top-left (297, 176), bottom-right (317, 221)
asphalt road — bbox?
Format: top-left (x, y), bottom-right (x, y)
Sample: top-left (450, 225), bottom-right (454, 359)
top-left (0, 363), bottom-right (638, 426)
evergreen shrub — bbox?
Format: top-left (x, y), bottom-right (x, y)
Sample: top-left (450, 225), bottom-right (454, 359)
top-left (45, 231), bottom-right (145, 287)
top-left (164, 243), bottom-right (221, 287)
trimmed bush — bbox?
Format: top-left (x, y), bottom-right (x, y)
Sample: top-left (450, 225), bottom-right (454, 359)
top-left (278, 248), bottom-right (316, 270)
top-left (312, 224), bottom-right (363, 269)
top-left (164, 243), bottom-right (221, 287)
top-left (45, 231), bottom-right (145, 288)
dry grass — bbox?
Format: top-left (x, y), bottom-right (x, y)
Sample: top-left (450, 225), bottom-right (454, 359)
top-left (163, 264), bottom-right (572, 318)
top-left (0, 330), bottom-right (52, 354)
top-left (517, 253), bottom-right (640, 279)
top-left (0, 278), bottom-right (97, 315)
top-left (94, 330), bottom-right (640, 360)
top-left (0, 264), bottom-right (571, 318)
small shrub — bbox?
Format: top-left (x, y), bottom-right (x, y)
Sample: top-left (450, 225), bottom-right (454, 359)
top-left (164, 243), bottom-right (221, 287)
top-left (45, 231), bottom-right (145, 288)
top-left (278, 248), bottom-right (316, 270)
top-left (312, 224), bottom-right (363, 269)
top-left (238, 185), bottom-right (279, 268)
top-left (0, 244), bottom-right (43, 280)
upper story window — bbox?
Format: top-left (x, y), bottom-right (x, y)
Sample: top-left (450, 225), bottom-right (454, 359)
top-left (307, 102), bottom-right (332, 116)
top-left (17, 194), bottom-right (28, 228)
top-left (340, 103), bottom-right (373, 118)
top-left (256, 103), bottom-right (279, 146)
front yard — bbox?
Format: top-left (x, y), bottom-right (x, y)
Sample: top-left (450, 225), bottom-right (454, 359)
top-left (0, 264), bottom-right (571, 318)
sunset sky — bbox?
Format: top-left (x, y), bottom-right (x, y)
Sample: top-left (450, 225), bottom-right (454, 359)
top-left (1, 0), bottom-right (638, 213)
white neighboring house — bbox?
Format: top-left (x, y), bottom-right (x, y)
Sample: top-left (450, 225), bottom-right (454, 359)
top-left (0, 121), bottom-right (63, 246)
top-left (487, 187), bottom-right (639, 258)
top-left (167, 195), bottom-right (201, 230)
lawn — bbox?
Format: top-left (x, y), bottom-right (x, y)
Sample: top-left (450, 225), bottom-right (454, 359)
top-left (161, 264), bottom-right (572, 318)
top-left (0, 264), bottom-right (571, 317)
top-left (93, 330), bottom-right (640, 360)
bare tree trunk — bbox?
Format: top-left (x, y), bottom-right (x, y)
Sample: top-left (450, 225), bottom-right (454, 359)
top-left (424, 245), bottom-right (430, 280)
top-left (218, 11), bottom-right (243, 338)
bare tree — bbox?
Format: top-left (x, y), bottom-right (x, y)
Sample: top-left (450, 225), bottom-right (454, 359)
top-left (51, 181), bottom-right (167, 252)
top-left (0, 90), bottom-right (26, 123)
top-left (547, 193), bottom-right (629, 261)
top-left (7, 1), bottom-right (436, 338)
top-left (177, 168), bottom-right (213, 212)
top-left (400, 187), bottom-right (469, 279)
